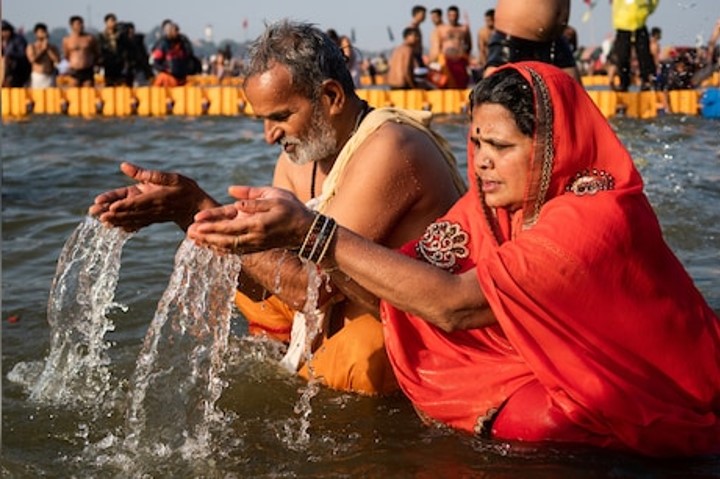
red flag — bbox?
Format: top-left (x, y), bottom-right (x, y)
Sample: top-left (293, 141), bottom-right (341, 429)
top-left (242, 18), bottom-right (248, 30)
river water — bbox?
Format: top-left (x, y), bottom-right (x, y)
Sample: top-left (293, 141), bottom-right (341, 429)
top-left (2, 114), bottom-right (719, 478)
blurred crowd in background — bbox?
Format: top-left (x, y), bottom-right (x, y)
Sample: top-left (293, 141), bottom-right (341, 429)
top-left (2, 4), bottom-right (719, 91)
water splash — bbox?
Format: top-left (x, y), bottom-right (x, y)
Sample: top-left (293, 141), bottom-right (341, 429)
top-left (278, 264), bottom-right (326, 449)
top-left (7, 217), bottom-right (132, 408)
top-left (270, 249), bottom-right (294, 295)
top-left (301, 265), bottom-right (326, 377)
top-left (279, 380), bottom-right (321, 451)
top-left (118, 239), bottom-right (242, 466)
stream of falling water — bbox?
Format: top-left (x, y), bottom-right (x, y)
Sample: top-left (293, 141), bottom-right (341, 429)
top-left (7, 217), bottom-right (336, 475)
top-left (85, 238), bottom-right (243, 475)
top-left (7, 217), bottom-right (132, 408)
top-left (278, 263), bottom-right (326, 450)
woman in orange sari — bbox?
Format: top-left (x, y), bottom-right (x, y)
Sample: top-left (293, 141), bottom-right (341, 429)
top-left (189, 62), bottom-right (720, 457)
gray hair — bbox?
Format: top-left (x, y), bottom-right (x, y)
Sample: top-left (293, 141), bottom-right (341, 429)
top-left (244, 20), bottom-right (355, 101)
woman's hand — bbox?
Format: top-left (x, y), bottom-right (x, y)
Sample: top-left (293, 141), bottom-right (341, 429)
top-left (188, 186), bottom-right (314, 255)
top-left (88, 162), bottom-right (216, 232)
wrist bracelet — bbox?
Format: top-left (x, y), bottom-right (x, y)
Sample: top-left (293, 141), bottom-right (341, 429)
top-left (298, 213), bottom-right (337, 264)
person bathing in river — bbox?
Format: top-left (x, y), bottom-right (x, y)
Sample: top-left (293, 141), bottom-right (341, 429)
top-left (484, 0), bottom-right (579, 80)
top-left (431, 5), bottom-right (472, 89)
top-left (89, 21), bottom-right (465, 396)
top-left (188, 62), bottom-right (720, 457)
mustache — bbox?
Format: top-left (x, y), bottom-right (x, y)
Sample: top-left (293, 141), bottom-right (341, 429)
top-left (279, 136), bottom-right (300, 148)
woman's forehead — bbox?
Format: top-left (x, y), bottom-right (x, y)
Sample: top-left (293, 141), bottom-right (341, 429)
top-left (471, 103), bottom-right (520, 135)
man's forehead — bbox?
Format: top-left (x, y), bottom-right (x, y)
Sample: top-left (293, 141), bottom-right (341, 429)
top-left (245, 64), bottom-right (307, 116)
top-left (248, 63), bottom-right (294, 92)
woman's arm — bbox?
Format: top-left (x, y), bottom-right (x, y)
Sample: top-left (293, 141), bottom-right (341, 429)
top-left (323, 225), bottom-right (495, 332)
top-left (189, 186), bottom-right (495, 332)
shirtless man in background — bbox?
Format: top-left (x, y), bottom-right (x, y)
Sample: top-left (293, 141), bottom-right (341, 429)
top-left (388, 27), bottom-right (422, 89)
top-left (484, 0), bottom-right (579, 80)
top-left (26, 23), bottom-right (60, 88)
top-left (434, 6), bottom-right (472, 88)
top-left (407, 5), bottom-right (427, 68)
top-left (427, 8), bottom-right (444, 63)
top-left (62, 15), bottom-right (98, 86)
top-left (476, 9), bottom-right (495, 70)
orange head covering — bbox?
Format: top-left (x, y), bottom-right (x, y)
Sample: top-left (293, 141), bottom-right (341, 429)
top-left (382, 62), bottom-right (720, 457)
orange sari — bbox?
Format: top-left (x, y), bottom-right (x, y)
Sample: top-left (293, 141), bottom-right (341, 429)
top-left (381, 62), bottom-right (720, 456)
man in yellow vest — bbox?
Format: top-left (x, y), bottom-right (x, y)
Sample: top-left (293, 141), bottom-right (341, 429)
top-left (611, 0), bottom-right (659, 91)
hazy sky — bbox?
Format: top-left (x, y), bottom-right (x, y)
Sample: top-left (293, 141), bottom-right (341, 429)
top-left (3, 1), bottom-right (717, 52)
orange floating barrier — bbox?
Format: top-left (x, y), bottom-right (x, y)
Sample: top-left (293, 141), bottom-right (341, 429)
top-left (44, 87), bottom-right (62, 115)
top-left (1, 83), bottom-right (708, 120)
top-left (667, 89), bottom-right (699, 115)
top-left (587, 90), bottom-right (617, 118)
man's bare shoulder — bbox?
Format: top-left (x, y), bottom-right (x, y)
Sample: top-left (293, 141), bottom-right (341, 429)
top-left (357, 119), bottom-right (446, 167)
top-left (327, 116), bottom-right (460, 245)
top-left (344, 118), bottom-right (458, 193)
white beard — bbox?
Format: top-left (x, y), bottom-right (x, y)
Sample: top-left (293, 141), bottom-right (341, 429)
top-left (283, 107), bottom-right (338, 166)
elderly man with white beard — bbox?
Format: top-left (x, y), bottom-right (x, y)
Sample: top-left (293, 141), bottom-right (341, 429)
top-left (89, 20), bottom-right (465, 396)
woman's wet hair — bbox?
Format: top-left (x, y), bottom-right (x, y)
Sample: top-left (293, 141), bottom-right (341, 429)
top-left (245, 20), bottom-right (355, 101)
top-left (470, 69), bottom-right (535, 137)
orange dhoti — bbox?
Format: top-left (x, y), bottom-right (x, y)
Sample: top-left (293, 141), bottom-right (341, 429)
top-left (235, 291), bottom-right (398, 395)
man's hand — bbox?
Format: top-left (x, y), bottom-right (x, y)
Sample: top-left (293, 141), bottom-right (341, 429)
top-left (88, 162), bottom-right (217, 232)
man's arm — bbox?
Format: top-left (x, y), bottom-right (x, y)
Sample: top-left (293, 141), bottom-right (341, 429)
top-left (236, 249), bottom-right (319, 308)
top-left (26, 43), bottom-right (38, 64)
top-left (48, 44), bottom-right (61, 65)
top-left (62, 37), bottom-right (71, 61)
top-left (429, 29), bottom-right (441, 63)
top-left (463, 26), bottom-right (473, 56)
top-left (402, 48), bottom-right (416, 88)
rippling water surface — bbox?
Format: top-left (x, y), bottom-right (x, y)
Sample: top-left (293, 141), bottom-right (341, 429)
top-left (2, 114), bottom-right (719, 478)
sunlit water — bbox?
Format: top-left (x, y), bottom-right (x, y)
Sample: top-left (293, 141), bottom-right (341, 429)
top-left (2, 114), bottom-right (719, 478)
top-left (7, 218), bottom-right (133, 409)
